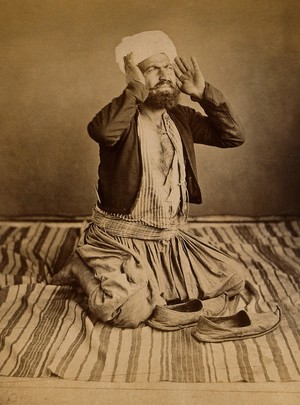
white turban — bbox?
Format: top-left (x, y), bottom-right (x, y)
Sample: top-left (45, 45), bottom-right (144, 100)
top-left (115, 30), bottom-right (177, 73)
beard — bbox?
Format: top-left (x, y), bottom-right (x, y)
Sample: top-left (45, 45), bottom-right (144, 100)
top-left (144, 82), bottom-right (180, 109)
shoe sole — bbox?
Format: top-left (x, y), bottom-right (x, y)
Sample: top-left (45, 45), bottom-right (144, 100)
top-left (147, 319), bottom-right (199, 331)
top-left (192, 318), bottom-right (281, 343)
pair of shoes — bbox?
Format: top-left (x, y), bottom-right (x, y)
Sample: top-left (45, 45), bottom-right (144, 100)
top-left (191, 306), bottom-right (281, 343)
top-left (147, 295), bottom-right (229, 331)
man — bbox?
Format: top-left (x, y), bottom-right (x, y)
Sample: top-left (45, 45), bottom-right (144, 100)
top-left (52, 31), bottom-right (246, 328)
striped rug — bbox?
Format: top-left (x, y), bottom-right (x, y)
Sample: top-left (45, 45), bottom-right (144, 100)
top-left (0, 219), bottom-right (299, 382)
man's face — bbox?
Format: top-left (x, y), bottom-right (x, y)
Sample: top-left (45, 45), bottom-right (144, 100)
top-left (138, 53), bottom-right (180, 109)
top-left (138, 53), bottom-right (177, 93)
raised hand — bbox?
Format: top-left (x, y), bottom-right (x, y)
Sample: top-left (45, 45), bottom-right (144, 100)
top-left (173, 56), bottom-right (205, 99)
top-left (123, 52), bottom-right (146, 85)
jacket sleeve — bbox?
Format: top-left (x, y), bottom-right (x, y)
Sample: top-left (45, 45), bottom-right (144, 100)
top-left (87, 81), bottom-right (149, 146)
top-left (189, 82), bottom-right (245, 148)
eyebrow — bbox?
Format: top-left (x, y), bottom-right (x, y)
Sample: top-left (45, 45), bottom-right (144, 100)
top-left (145, 63), bottom-right (173, 71)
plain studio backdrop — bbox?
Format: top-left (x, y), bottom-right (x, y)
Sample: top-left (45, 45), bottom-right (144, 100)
top-left (0, 0), bottom-right (299, 219)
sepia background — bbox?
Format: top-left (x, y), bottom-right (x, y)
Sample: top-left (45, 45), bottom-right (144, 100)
top-left (1, 0), bottom-right (299, 218)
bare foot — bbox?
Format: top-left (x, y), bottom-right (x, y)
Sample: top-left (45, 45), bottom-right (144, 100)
top-left (51, 266), bottom-right (77, 285)
top-left (51, 254), bottom-right (80, 285)
top-left (51, 252), bottom-right (101, 299)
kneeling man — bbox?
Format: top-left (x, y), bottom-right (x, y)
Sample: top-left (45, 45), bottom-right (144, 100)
top-left (52, 31), bottom-right (246, 328)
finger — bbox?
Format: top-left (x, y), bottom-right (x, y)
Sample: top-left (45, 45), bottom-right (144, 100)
top-left (130, 53), bottom-right (141, 71)
top-left (173, 62), bottom-right (184, 79)
top-left (174, 57), bottom-right (189, 73)
top-left (124, 52), bottom-right (135, 66)
top-left (124, 54), bottom-right (131, 72)
top-left (191, 56), bottom-right (201, 73)
top-left (124, 53), bottom-right (133, 62)
top-left (176, 78), bottom-right (183, 89)
top-left (179, 57), bottom-right (193, 72)
top-left (127, 52), bottom-right (135, 64)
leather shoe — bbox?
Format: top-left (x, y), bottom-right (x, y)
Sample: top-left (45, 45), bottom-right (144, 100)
top-left (147, 295), bottom-right (229, 331)
top-left (192, 307), bottom-right (281, 343)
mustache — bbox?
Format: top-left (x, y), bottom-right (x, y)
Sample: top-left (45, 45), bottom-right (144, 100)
top-left (149, 80), bottom-right (175, 90)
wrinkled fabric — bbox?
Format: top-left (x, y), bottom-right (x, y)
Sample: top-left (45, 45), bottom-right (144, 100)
top-left (76, 222), bottom-right (245, 327)
top-left (115, 30), bottom-right (177, 73)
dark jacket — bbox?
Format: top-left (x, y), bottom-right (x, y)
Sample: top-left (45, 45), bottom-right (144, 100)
top-left (87, 81), bottom-right (245, 214)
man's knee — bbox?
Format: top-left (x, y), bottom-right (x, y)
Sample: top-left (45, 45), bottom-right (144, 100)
top-left (88, 283), bottom-right (157, 328)
top-left (110, 285), bottom-right (155, 328)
